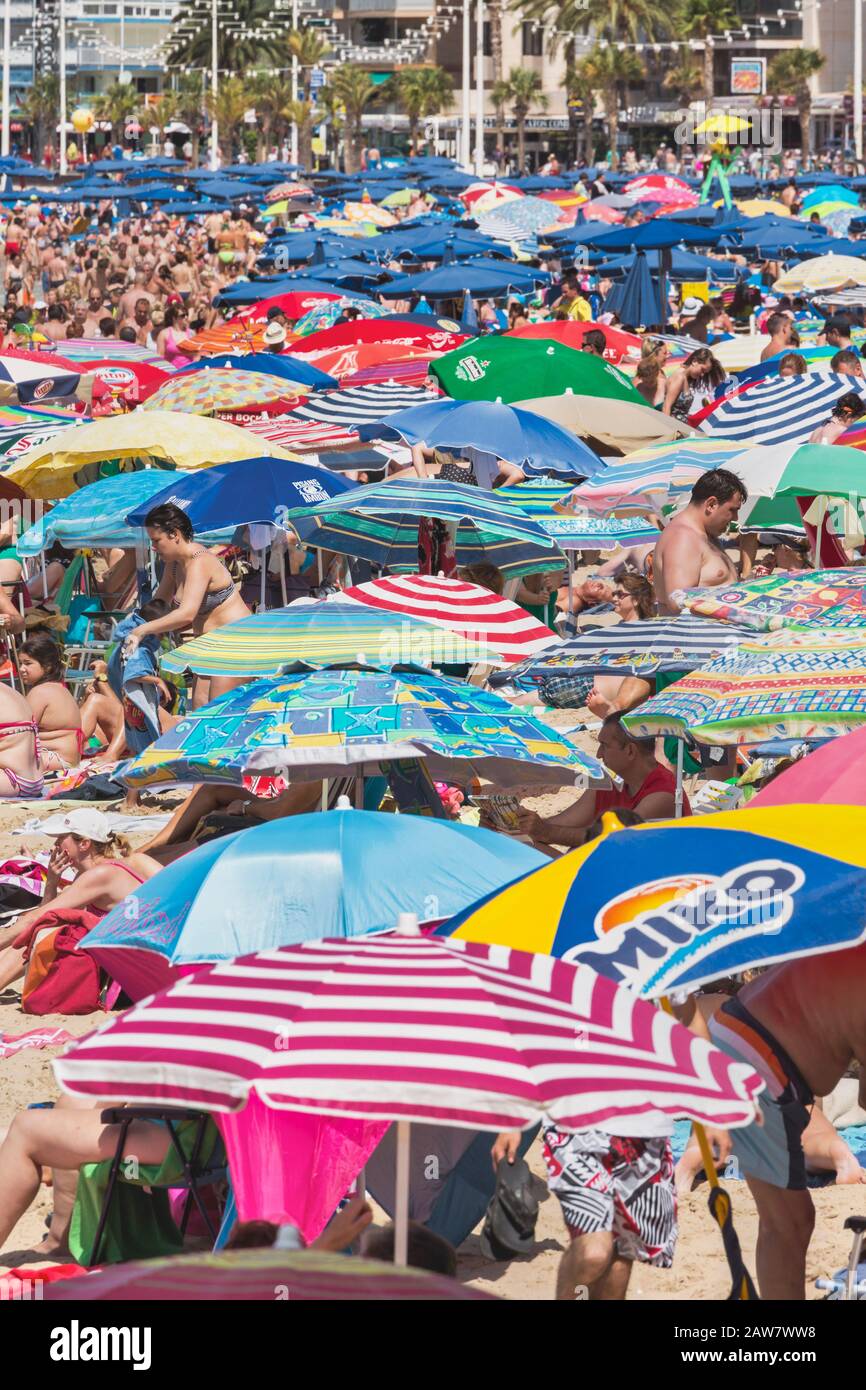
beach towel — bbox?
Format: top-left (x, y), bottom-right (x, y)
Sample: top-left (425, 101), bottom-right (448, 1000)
top-left (0, 1026), bottom-right (74, 1058)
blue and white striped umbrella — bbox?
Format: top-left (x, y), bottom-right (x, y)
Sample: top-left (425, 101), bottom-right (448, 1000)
top-left (700, 372), bottom-right (866, 447)
top-left (291, 384), bottom-right (438, 429)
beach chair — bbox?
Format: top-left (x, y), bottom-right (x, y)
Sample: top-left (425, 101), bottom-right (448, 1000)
top-left (86, 1106), bottom-right (227, 1266)
top-left (816, 1216), bottom-right (866, 1300)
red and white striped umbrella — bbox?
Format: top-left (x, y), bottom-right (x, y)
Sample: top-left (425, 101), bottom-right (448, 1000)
top-left (54, 937), bottom-right (763, 1131)
top-left (342, 574), bottom-right (557, 664)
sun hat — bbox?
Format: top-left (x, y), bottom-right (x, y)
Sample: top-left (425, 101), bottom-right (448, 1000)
top-left (262, 321), bottom-right (287, 347)
top-left (479, 1156), bottom-right (539, 1260)
top-left (681, 296), bottom-right (703, 315)
top-left (41, 808), bottom-right (114, 843)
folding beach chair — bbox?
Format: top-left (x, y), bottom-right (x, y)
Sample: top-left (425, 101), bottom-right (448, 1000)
top-left (87, 1106), bottom-right (227, 1266)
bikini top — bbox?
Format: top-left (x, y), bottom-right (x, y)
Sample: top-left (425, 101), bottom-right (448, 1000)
top-left (171, 550), bottom-right (237, 617)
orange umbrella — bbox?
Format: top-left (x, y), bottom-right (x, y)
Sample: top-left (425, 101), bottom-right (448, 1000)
top-left (178, 320), bottom-right (270, 357)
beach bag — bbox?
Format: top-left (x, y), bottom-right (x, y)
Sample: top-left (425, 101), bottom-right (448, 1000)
top-left (19, 909), bottom-right (105, 1016)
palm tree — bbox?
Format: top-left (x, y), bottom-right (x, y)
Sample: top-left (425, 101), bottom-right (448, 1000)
top-left (93, 82), bottom-right (142, 144)
top-left (204, 76), bottom-right (249, 163)
top-left (564, 63), bottom-right (595, 165)
top-left (161, 73), bottom-right (207, 165)
top-left (19, 74), bottom-right (60, 160)
top-left (328, 66), bottom-right (377, 173)
top-left (283, 98), bottom-right (317, 173)
top-left (499, 68), bottom-right (547, 172)
top-left (393, 67), bottom-right (453, 151)
top-left (165, 0), bottom-right (282, 73)
top-left (248, 73), bottom-right (294, 163)
top-left (679, 0), bottom-right (737, 104)
top-left (662, 45), bottom-right (705, 108)
top-left (768, 48), bottom-right (825, 169)
top-left (514, 0), bottom-right (672, 46)
top-left (574, 45), bottom-right (643, 170)
top-left (491, 78), bottom-right (510, 161)
top-left (288, 26), bottom-right (332, 100)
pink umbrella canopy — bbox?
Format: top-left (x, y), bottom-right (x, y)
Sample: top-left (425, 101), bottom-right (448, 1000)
top-left (54, 936), bottom-right (763, 1130)
top-left (341, 573), bottom-right (557, 664)
top-left (750, 725), bottom-right (866, 807)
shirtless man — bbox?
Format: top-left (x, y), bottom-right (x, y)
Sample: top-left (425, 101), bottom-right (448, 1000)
top-left (708, 945), bottom-right (866, 1299)
top-left (653, 469), bottom-right (746, 614)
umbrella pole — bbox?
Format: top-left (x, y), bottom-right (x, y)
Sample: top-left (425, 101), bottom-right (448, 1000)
top-left (675, 738), bottom-right (684, 819)
top-left (260, 549), bottom-right (267, 611)
top-left (40, 552), bottom-right (48, 601)
top-left (394, 1120), bottom-right (411, 1267)
top-left (567, 551), bottom-right (575, 630)
top-left (321, 778), bottom-right (329, 812)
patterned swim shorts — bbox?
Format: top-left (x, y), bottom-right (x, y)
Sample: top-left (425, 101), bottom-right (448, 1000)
top-left (542, 1126), bottom-right (678, 1267)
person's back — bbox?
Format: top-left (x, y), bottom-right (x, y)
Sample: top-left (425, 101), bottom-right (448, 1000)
top-left (0, 682), bottom-right (42, 797)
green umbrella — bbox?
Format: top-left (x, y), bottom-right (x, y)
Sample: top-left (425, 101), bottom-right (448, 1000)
top-left (430, 337), bottom-right (644, 406)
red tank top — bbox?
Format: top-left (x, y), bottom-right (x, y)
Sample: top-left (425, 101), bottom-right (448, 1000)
top-left (594, 765), bottom-right (690, 817)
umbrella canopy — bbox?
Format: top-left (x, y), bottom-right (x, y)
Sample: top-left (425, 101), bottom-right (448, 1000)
top-left (700, 373), bottom-right (866, 447)
top-left (506, 320), bottom-right (642, 365)
top-left (358, 398), bottom-right (604, 479)
top-left (678, 568), bottom-right (866, 632)
top-left (54, 935), bottom-right (763, 1131)
top-left (602, 250), bottom-right (665, 327)
top-left (288, 477), bottom-right (567, 579)
top-left (750, 725), bottom-right (866, 807)
top-left (717, 442), bottom-right (866, 527)
top-left (293, 299), bottom-right (392, 338)
top-left (4, 413), bottom-right (297, 499)
top-left (289, 384), bottom-right (439, 431)
top-left (341, 574), bottom-right (556, 664)
top-left (442, 804), bottom-right (866, 998)
top-left (0, 354), bottom-right (80, 404)
top-left (120, 665), bottom-right (606, 791)
top-left (570, 437), bottom-right (741, 517)
top-left (58, 339), bottom-right (170, 368)
top-left (17, 470), bottom-right (185, 555)
top-left (176, 352), bottom-right (338, 392)
top-left (380, 263), bottom-right (545, 300)
top-left (493, 480), bottom-right (573, 515)
top-left (126, 455), bottom-right (356, 536)
top-left (141, 368), bottom-right (300, 417)
top-left (43, 1248), bottom-right (491, 1302)
top-left (773, 254), bottom-right (866, 293)
top-left (302, 342), bottom-right (438, 382)
top-left (431, 337), bottom-right (644, 406)
top-left (79, 808), bottom-right (545, 997)
top-left (292, 317), bottom-right (464, 357)
top-left (621, 629), bottom-right (866, 745)
top-left (158, 602), bottom-right (502, 678)
top-left (513, 393), bottom-right (693, 454)
top-left (497, 615), bottom-right (752, 689)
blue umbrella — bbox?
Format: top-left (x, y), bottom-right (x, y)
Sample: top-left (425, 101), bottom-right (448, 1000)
top-left (584, 220), bottom-right (724, 252)
top-left (357, 398), bottom-right (603, 479)
top-left (79, 808), bottom-right (547, 997)
top-left (175, 352), bottom-right (338, 391)
top-left (602, 250), bottom-right (664, 328)
top-left (380, 262), bottom-right (546, 300)
top-left (126, 456), bottom-right (356, 534)
top-left (459, 291), bottom-right (479, 333)
top-left (17, 470), bottom-right (222, 556)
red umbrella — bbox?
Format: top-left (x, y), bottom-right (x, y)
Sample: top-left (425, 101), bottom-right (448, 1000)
top-left (0, 345), bottom-right (82, 373)
top-left (304, 342), bottom-right (440, 381)
top-left (750, 726), bottom-right (866, 808)
top-left (579, 203), bottom-right (624, 224)
top-left (293, 318), bottom-right (465, 357)
top-left (625, 173), bottom-right (695, 194)
top-left (506, 320), bottom-right (642, 365)
top-left (236, 291), bottom-right (342, 324)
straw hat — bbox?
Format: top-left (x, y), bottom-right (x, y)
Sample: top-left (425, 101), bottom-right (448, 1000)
top-left (262, 321), bottom-right (287, 348)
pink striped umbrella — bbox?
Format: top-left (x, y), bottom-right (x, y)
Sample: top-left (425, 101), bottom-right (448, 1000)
top-left (342, 574), bottom-right (557, 664)
top-left (54, 937), bottom-right (763, 1131)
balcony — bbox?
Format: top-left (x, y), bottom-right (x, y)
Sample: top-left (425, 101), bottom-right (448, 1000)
top-left (347, 0), bottom-right (433, 13)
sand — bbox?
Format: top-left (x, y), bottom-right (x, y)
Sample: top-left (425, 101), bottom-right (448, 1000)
top-left (0, 724), bottom-right (862, 1299)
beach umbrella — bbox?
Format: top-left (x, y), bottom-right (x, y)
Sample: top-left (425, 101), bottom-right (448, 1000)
top-left (0, 354), bottom-right (80, 404)
top-left (512, 393), bottom-right (692, 454)
top-left (299, 342), bottom-right (438, 382)
top-left (178, 321), bottom-right (272, 357)
top-left (54, 934), bottom-right (763, 1131)
top-left (126, 456), bottom-right (356, 537)
top-left (292, 299), bottom-right (392, 338)
top-left (4, 412), bottom-right (297, 499)
top-left (380, 263), bottom-right (545, 300)
top-left (79, 808), bottom-right (546, 997)
top-left (42, 1248), bottom-right (492, 1302)
top-left (535, 514), bottom-right (661, 550)
top-left (700, 373), bottom-right (866, 447)
top-left (801, 184), bottom-right (859, 211)
top-left (713, 442), bottom-right (866, 529)
top-left (773, 254), bottom-right (866, 293)
top-left (156, 602), bottom-right (502, 679)
top-left (621, 629), bottom-right (866, 745)
top-left (601, 250), bottom-right (665, 328)
top-left (58, 339), bottom-right (170, 368)
top-left (431, 337), bottom-right (643, 406)
top-left (235, 290), bottom-right (342, 323)
top-left (341, 358), bottom-right (439, 390)
top-left (492, 480), bottom-right (573, 514)
top-left (750, 725), bottom-right (866, 807)
top-left (141, 368), bottom-right (301, 417)
top-left (441, 803), bottom-right (866, 997)
top-left (624, 173), bottom-right (694, 196)
top-left (0, 404), bottom-right (77, 462)
top-left (357, 397), bottom-right (604, 479)
top-left (293, 319), bottom-right (466, 358)
top-left (569, 437), bottom-right (742, 517)
top-left (341, 573), bottom-right (556, 664)
top-left (287, 477), bottom-right (567, 579)
top-left (288, 383), bottom-right (438, 432)
top-left (175, 352), bottom-right (338, 392)
top-left (678, 568), bottom-right (866, 633)
top-left (16, 470), bottom-right (193, 556)
top-left (496, 615), bottom-right (752, 690)
top-left (88, 359), bottom-right (170, 405)
top-left (120, 664), bottom-right (606, 791)
top-left (506, 320), bottom-right (642, 365)
top-left (461, 180), bottom-right (521, 207)
top-left (475, 195), bottom-right (569, 242)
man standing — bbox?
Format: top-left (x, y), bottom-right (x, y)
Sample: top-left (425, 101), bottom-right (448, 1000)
top-left (760, 311), bottom-right (794, 362)
top-left (652, 469), bottom-right (746, 614)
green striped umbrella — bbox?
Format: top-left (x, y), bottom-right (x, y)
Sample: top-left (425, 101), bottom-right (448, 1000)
top-left (430, 337), bottom-right (644, 405)
top-left (289, 477), bottom-right (566, 578)
top-left (160, 602), bottom-right (501, 678)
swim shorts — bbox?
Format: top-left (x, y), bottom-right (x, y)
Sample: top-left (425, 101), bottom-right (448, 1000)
top-left (542, 1126), bottom-right (677, 1266)
top-left (709, 995), bottom-right (814, 1190)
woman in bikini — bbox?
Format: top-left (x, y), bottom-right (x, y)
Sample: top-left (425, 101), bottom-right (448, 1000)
top-left (0, 807), bottom-right (162, 991)
top-left (0, 682), bottom-right (44, 799)
top-left (18, 633), bottom-right (84, 772)
top-left (121, 502), bottom-right (251, 706)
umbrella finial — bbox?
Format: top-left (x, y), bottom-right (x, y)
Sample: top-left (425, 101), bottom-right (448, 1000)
top-left (395, 912), bottom-right (421, 936)
top-left (336, 794), bottom-right (352, 810)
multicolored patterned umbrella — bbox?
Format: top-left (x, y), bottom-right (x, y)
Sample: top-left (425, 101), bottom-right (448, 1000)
top-left (476, 195), bottom-right (568, 243)
top-left (289, 477), bottom-right (567, 578)
top-left (570, 438), bottom-right (744, 517)
top-left (121, 665), bottom-right (607, 790)
top-left (141, 368), bottom-right (300, 416)
top-left (442, 804), bottom-right (866, 997)
top-left (159, 602), bottom-right (501, 679)
top-left (44, 1248), bottom-right (491, 1302)
top-left (495, 480), bottom-right (574, 515)
top-left (54, 935), bottom-right (763, 1130)
top-left (178, 320), bottom-right (271, 356)
top-left (342, 574), bottom-right (557, 664)
top-left (537, 514), bottom-right (660, 550)
top-left (0, 404), bottom-right (77, 461)
top-left (293, 299), bottom-right (392, 339)
top-left (58, 339), bottom-right (171, 369)
top-left (621, 630), bottom-right (866, 745)
top-left (679, 569), bottom-right (866, 632)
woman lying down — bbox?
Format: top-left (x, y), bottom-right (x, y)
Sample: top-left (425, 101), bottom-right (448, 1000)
top-left (0, 808), bottom-right (161, 995)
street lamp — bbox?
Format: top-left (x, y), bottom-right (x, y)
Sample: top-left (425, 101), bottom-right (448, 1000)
top-left (2, 0), bottom-right (11, 158)
top-left (290, 0), bottom-right (299, 166)
top-left (474, 0), bottom-right (483, 175)
top-left (60, 0), bottom-right (68, 175)
top-left (461, 0), bottom-right (470, 167)
top-left (210, 0), bottom-right (218, 169)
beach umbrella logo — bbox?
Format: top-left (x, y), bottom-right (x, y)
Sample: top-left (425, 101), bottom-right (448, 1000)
top-left (454, 355), bottom-right (490, 383)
